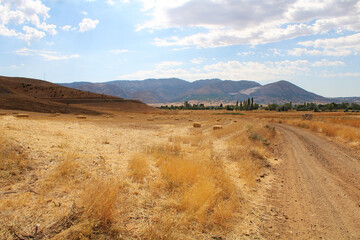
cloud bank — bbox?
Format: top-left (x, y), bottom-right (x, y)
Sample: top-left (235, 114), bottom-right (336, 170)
top-left (137, 0), bottom-right (360, 48)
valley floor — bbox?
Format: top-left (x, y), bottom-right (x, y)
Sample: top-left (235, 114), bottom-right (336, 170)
top-left (0, 110), bottom-right (359, 239)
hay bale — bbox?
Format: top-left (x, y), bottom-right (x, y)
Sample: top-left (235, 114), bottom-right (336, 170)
top-left (16, 114), bottom-right (29, 118)
top-left (213, 125), bottom-right (223, 130)
top-left (193, 122), bottom-right (201, 128)
top-left (147, 118), bottom-right (154, 121)
top-left (175, 118), bottom-right (180, 120)
top-left (77, 115), bottom-right (87, 119)
top-left (302, 114), bottom-right (313, 120)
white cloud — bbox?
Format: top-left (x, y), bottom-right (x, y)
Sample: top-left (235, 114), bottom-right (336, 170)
top-left (312, 59), bottom-right (345, 67)
top-left (109, 49), bottom-right (129, 54)
top-left (271, 48), bottom-right (283, 56)
top-left (156, 61), bottom-right (183, 69)
top-left (61, 25), bottom-right (77, 31)
top-left (237, 51), bottom-right (255, 56)
top-left (105, 0), bottom-right (130, 5)
top-left (106, 0), bottom-right (115, 5)
top-left (287, 48), bottom-right (323, 56)
top-left (79, 18), bottom-right (99, 32)
top-left (323, 72), bottom-right (360, 78)
top-left (21, 26), bottom-right (46, 42)
top-left (172, 46), bottom-right (191, 51)
top-left (0, 0), bottom-right (57, 43)
top-left (118, 59), bottom-right (342, 81)
top-left (15, 48), bottom-right (79, 61)
top-left (288, 33), bottom-right (360, 56)
top-left (9, 63), bottom-right (25, 69)
top-left (191, 57), bottom-right (204, 64)
top-left (136, 0), bottom-right (360, 48)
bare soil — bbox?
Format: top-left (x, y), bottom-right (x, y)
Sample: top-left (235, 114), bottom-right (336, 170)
top-left (264, 124), bottom-right (360, 239)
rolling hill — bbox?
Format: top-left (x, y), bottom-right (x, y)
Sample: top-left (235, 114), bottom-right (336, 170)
top-left (0, 76), bottom-right (156, 114)
top-left (61, 78), bottom-right (359, 104)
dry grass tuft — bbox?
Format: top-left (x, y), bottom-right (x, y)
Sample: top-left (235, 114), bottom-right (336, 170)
top-left (227, 123), bottom-right (275, 187)
top-left (80, 178), bottom-right (119, 228)
top-left (321, 123), bottom-right (338, 137)
top-left (285, 118), bottom-right (360, 144)
top-left (143, 215), bottom-right (178, 240)
top-left (128, 154), bottom-right (149, 182)
top-left (151, 146), bottom-right (239, 227)
top-left (52, 152), bottom-right (81, 181)
top-left (0, 133), bottom-right (29, 181)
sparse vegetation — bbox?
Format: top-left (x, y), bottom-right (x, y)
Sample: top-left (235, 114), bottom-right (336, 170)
top-left (285, 118), bottom-right (360, 144)
top-left (265, 101), bottom-right (360, 112)
top-left (0, 110), bottom-right (279, 239)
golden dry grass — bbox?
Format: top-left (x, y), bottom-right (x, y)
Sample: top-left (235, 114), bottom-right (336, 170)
top-left (81, 178), bottom-right (119, 228)
top-left (246, 111), bottom-right (360, 147)
top-left (227, 124), bottom-right (275, 187)
top-left (0, 111), bottom-right (278, 239)
top-left (0, 131), bottom-right (29, 183)
top-left (128, 154), bottom-right (149, 182)
top-left (284, 117), bottom-right (360, 145)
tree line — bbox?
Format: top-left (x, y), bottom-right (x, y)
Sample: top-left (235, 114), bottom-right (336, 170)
top-left (159, 99), bottom-right (360, 112)
top-left (265, 102), bottom-right (360, 112)
top-left (159, 98), bottom-right (259, 110)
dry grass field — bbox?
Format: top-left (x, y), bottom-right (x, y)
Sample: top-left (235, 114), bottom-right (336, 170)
top-left (0, 110), bottom-right (278, 239)
top-left (249, 111), bottom-right (360, 148)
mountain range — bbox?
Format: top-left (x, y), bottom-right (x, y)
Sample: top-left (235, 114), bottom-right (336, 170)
top-left (60, 78), bottom-right (360, 105)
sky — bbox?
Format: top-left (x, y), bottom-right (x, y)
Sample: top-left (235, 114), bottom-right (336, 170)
top-left (0, 0), bottom-right (359, 97)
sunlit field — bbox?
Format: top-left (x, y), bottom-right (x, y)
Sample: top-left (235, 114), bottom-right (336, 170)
top-left (0, 110), bottom-right (278, 239)
top-left (247, 111), bottom-right (360, 148)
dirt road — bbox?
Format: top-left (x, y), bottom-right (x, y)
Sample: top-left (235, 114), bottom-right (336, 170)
top-left (265, 124), bottom-right (360, 239)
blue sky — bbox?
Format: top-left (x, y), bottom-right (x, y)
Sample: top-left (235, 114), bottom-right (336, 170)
top-left (0, 0), bottom-right (359, 97)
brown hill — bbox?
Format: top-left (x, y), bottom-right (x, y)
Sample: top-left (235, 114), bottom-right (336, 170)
top-left (0, 76), bottom-right (156, 114)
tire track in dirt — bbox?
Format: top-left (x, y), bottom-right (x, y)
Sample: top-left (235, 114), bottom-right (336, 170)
top-left (266, 124), bottom-right (360, 239)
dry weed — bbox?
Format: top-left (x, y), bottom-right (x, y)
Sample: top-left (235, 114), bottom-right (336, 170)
top-left (227, 124), bottom-right (273, 187)
top-left (285, 118), bottom-right (360, 144)
top-left (128, 154), bottom-right (149, 182)
top-left (80, 178), bottom-right (119, 228)
top-left (151, 146), bottom-right (239, 228)
top-left (0, 133), bottom-right (29, 182)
